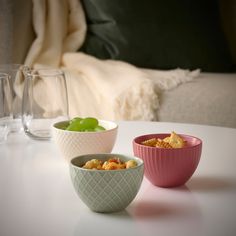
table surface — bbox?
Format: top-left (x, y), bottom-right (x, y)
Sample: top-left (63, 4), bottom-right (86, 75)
top-left (0, 121), bottom-right (236, 236)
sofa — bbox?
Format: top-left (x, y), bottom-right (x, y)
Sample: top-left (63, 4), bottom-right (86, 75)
top-left (1, 0), bottom-right (236, 128)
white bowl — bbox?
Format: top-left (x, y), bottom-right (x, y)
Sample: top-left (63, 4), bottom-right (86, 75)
top-left (52, 120), bottom-right (118, 162)
top-left (70, 153), bottom-right (144, 213)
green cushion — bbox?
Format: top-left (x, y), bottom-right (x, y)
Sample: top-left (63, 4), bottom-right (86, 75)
top-left (80, 0), bottom-right (235, 72)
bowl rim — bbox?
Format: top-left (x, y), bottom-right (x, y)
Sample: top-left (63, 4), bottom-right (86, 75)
top-left (133, 133), bottom-right (202, 149)
top-left (52, 119), bottom-right (118, 134)
top-left (70, 153), bottom-right (144, 173)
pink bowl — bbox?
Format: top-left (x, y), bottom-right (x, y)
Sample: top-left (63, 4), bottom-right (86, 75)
top-left (133, 133), bottom-right (202, 188)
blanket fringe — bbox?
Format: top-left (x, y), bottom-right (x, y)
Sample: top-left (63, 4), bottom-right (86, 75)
top-left (114, 79), bottom-right (159, 120)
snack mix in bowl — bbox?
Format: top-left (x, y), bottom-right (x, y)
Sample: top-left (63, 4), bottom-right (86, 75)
top-left (70, 153), bottom-right (144, 213)
top-left (133, 132), bottom-right (202, 188)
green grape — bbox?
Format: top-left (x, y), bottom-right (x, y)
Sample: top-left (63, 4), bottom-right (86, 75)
top-left (79, 117), bottom-right (98, 130)
top-left (84, 128), bottom-right (95, 132)
top-left (69, 117), bottom-right (82, 124)
top-left (64, 117), bottom-right (106, 132)
top-left (66, 118), bottom-right (83, 131)
top-left (94, 125), bottom-right (106, 131)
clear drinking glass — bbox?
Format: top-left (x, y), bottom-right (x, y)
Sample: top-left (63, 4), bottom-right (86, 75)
top-left (0, 64), bottom-right (25, 133)
top-left (22, 68), bottom-right (69, 140)
top-left (0, 73), bottom-right (13, 143)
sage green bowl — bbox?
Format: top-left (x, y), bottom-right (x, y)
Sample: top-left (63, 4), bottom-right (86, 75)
top-left (70, 153), bottom-right (144, 213)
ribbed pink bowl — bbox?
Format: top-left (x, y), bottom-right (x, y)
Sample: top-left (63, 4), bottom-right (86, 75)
top-left (133, 133), bottom-right (202, 188)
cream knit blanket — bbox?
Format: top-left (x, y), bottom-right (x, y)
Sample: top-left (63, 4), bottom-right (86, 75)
top-left (24, 0), bottom-right (199, 121)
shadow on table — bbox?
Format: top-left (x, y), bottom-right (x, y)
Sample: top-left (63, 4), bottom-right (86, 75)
top-left (186, 175), bottom-right (236, 192)
top-left (127, 184), bottom-right (203, 236)
top-left (129, 185), bottom-right (201, 219)
top-left (73, 208), bottom-right (139, 236)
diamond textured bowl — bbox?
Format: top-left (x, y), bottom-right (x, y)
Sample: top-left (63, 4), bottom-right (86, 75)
top-left (52, 120), bottom-right (118, 162)
top-left (133, 133), bottom-right (202, 188)
top-left (70, 153), bottom-right (144, 213)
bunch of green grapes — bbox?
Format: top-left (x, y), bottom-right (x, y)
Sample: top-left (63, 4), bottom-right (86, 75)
top-left (64, 117), bottom-right (106, 132)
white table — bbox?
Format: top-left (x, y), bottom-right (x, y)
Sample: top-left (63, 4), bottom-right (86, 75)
top-left (0, 121), bottom-right (236, 236)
